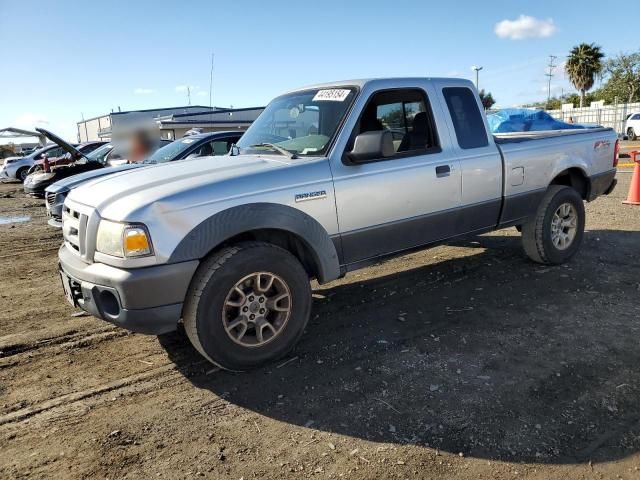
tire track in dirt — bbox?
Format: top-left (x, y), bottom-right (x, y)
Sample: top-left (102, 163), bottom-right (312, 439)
top-left (0, 363), bottom-right (182, 427)
top-left (0, 245), bottom-right (60, 259)
top-left (0, 354), bottom-right (212, 428)
top-left (0, 327), bottom-right (129, 368)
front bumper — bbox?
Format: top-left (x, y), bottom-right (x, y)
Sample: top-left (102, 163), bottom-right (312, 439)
top-left (58, 245), bottom-right (199, 334)
top-left (23, 183), bottom-right (47, 197)
top-left (0, 164), bottom-right (16, 179)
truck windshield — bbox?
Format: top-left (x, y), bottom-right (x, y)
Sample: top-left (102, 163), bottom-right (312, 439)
top-left (237, 87), bottom-right (357, 157)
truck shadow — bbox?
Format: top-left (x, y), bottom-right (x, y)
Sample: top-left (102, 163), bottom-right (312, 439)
top-left (159, 229), bottom-right (640, 464)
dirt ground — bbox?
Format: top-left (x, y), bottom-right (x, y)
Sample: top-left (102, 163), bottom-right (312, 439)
top-left (1, 170), bottom-right (639, 480)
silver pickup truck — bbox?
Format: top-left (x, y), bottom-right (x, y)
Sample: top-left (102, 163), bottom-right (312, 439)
top-left (58, 78), bottom-right (618, 370)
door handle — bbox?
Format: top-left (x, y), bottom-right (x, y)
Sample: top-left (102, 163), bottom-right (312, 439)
top-left (435, 165), bottom-right (450, 177)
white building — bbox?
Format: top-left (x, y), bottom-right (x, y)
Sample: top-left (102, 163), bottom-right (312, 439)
top-left (77, 105), bottom-right (264, 142)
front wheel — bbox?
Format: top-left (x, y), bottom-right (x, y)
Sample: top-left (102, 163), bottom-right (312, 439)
top-left (16, 167), bottom-right (29, 182)
top-left (628, 128), bottom-right (637, 141)
top-left (521, 185), bottom-right (585, 265)
top-left (183, 242), bottom-right (312, 371)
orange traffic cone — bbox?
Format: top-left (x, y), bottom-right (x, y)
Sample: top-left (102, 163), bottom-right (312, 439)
top-left (623, 151), bottom-right (640, 205)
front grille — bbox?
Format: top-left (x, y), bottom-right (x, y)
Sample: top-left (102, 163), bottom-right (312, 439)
top-left (45, 192), bottom-right (56, 209)
top-left (62, 204), bottom-right (89, 256)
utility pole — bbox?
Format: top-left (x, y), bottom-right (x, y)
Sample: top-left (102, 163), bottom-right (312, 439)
top-left (546, 55), bottom-right (557, 110)
top-left (209, 52), bottom-right (214, 109)
top-left (471, 66), bottom-right (483, 91)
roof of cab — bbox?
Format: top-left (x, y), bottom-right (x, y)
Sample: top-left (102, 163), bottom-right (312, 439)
top-left (282, 77), bottom-right (475, 95)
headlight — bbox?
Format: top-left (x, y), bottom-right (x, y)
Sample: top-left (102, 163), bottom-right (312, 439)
top-left (96, 220), bottom-right (153, 258)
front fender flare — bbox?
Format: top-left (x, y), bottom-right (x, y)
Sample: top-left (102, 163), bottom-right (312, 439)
top-left (168, 203), bottom-right (341, 283)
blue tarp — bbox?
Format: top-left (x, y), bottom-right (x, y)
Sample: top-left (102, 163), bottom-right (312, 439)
top-left (487, 108), bottom-right (585, 133)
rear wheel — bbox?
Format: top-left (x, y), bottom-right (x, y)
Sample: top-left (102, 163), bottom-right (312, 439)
top-left (628, 127), bottom-right (637, 141)
top-left (521, 185), bottom-right (585, 265)
top-left (183, 242), bottom-right (312, 371)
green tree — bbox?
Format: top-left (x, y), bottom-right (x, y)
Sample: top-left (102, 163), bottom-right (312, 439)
top-left (478, 89), bottom-right (496, 110)
top-left (565, 43), bottom-right (605, 107)
top-left (602, 52), bottom-right (640, 103)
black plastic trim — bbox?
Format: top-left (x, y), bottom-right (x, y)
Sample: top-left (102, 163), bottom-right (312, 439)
top-left (498, 188), bottom-right (547, 226)
top-left (587, 169), bottom-right (617, 201)
top-left (338, 198), bottom-right (502, 265)
top-left (168, 203), bottom-right (341, 283)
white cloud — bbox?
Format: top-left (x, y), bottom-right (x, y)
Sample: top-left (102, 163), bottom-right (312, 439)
top-left (175, 84), bottom-right (200, 93)
top-left (196, 91), bottom-right (208, 97)
top-left (134, 87), bottom-right (155, 95)
top-left (14, 113), bottom-right (50, 129)
top-left (494, 15), bottom-right (556, 40)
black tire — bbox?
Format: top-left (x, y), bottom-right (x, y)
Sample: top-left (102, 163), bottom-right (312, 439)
top-left (521, 185), bottom-right (585, 265)
top-left (183, 241), bottom-right (312, 371)
top-left (628, 128), bottom-right (637, 141)
top-left (16, 167), bottom-right (29, 182)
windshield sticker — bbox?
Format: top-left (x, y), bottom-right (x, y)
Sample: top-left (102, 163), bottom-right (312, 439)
top-left (313, 89), bottom-right (351, 102)
top-left (181, 138), bottom-right (195, 144)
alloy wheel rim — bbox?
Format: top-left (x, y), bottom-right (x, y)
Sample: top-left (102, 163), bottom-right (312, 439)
top-left (550, 202), bottom-right (578, 250)
top-left (222, 272), bottom-right (292, 347)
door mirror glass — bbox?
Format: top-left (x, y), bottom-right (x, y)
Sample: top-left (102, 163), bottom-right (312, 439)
top-left (348, 130), bottom-right (394, 163)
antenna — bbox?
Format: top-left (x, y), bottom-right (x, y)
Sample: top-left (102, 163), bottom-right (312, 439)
top-left (546, 55), bottom-right (557, 109)
top-left (209, 52), bottom-right (214, 109)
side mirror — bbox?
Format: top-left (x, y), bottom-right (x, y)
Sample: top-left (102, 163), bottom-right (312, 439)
top-left (347, 130), bottom-right (394, 163)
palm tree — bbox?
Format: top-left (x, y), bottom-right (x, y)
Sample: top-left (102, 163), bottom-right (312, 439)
top-left (565, 43), bottom-right (605, 107)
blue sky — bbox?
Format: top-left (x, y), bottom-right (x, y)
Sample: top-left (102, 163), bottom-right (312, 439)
top-left (0, 0), bottom-right (633, 141)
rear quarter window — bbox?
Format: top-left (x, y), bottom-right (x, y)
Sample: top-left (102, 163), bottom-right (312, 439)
top-left (443, 87), bottom-right (489, 149)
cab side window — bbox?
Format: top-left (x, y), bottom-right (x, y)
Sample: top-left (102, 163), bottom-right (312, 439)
top-left (442, 87), bottom-right (489, 149)
top-left (347, 88), bottom-right (439, 159)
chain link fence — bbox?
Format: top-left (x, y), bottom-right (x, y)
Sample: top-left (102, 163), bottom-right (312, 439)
top-left (546, 102), bottom-right (640, 136)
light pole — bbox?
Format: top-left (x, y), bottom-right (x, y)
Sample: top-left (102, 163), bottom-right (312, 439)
top-left (471, 66), bottom-right (483, 91)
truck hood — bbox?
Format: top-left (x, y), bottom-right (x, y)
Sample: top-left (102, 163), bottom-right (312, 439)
top-left (67, 154), bottom-right (297, 220)
top-left (47, 163), bottom-right (143, 193)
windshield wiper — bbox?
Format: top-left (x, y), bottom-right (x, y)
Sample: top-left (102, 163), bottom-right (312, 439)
top-left (249, 143), bottom-right (298, 159)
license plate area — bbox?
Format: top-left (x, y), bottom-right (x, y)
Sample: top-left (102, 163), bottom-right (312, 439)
top-left (59, 271), bottom-right (78, 307)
